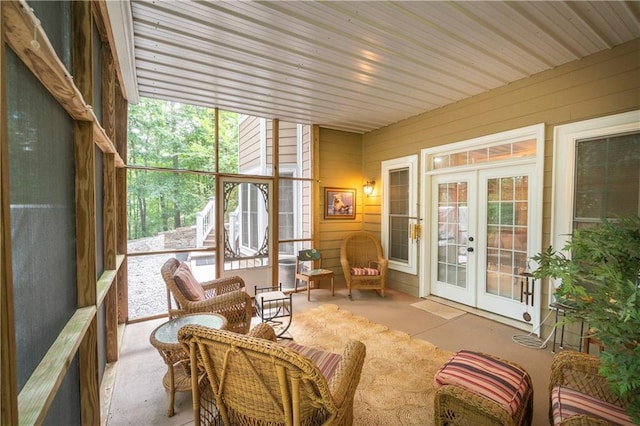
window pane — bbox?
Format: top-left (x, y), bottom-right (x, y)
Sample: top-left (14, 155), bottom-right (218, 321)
top-left (388, 168), bottom-right (409, 262)
top-left (127, 169), bottom-right (216, 251)
top-left (128, 99), bottom-right (220, 172)
top-left (574, 132), bottom-right (640, 223)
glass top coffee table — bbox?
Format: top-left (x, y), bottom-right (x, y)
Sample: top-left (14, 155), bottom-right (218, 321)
top-left (150, 313), bottom-right (227, 416)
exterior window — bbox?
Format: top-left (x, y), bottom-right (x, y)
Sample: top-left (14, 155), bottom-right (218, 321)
top-left (389, 168), bottom-right (409, 262)
top-left (552, 111), bottom-right (639, 293)
top-left (279, 173), bottom-right (294, 254)
top-left (382, 155), bottom-right (418, 274)
top-left (240, 182), bottom-right (262, 251)
top-left (574, 132), bottom-right (640, 228)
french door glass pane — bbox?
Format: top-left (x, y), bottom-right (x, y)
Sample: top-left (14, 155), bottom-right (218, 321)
top-left (486, 176), bottom-right (529, 299)
top-left (437, 182), bottom-right (468, 287)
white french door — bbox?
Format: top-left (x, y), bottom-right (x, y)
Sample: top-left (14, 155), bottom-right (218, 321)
top-left (431, 172), bottom-right (477, 306)
top-left (430, 164), bottom-right (538, 322)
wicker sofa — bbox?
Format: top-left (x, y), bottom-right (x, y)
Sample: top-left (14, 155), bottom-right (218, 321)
top-left (549, 351), bottom-right (633, 425)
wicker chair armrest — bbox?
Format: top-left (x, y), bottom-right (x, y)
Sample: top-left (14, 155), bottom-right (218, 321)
top-left (549, 351), bottom-right (619, 404)
top-left (201, 275), bottom-right (245, 296)
top-left (328, 340), bottom-right (366, 409)
top-left (247, 323), bottom-right (277, 341)
top-left (367, 258), bottom-right (388, 270)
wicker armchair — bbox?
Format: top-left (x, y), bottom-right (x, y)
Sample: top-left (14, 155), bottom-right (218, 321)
top-left (340, 231), bottom-right (388, 298)
top-left (178, 323), bottom-right (366, 426)
top-left (549, 351), bottom-right (631, 425)
top-left (161, 258), bottom-right (253, 334)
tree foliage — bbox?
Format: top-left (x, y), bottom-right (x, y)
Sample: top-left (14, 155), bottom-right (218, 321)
top-left (127, 98), bottom-right (239, 239)
top-left (532, 217), bottom-right (640, 422)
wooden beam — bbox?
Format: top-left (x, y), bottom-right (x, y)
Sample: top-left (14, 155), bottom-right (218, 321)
top-left (114, 82), bottom-right (128, 323)
top-left (312, 125), bottom-right (320, 247)
top-left (3, 1), bottom-right (92, 120)
top-left (0, 2), bottom-right (18, 423)
top-left (18, 307), bottom-right (96, 425)
top-left (3, 1), bottom-right (123, 165)
top-left (272, 119), bottom-right (279, 287)
top-left (73, 0), bottom-right (99, 407)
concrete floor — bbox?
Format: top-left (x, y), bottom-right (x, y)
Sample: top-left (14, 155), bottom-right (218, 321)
top-left (107, 284), bottom-right (556, 425)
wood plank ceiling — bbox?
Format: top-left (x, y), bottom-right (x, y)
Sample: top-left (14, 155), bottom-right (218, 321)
top-left (126, 1), bottom-right (640, 133)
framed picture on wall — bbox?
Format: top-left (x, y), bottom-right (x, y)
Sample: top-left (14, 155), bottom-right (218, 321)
top-left (324, 187), bottom-right (356, 219)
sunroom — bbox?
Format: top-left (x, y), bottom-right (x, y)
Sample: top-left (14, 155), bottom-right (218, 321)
top-left (1, 1), bottom-right (639, 424)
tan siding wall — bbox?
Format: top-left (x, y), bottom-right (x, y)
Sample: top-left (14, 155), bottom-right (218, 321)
top-left (239, 116), bottom-right (262, 172)
top-left (318, 128), bottom-right (363, 275)
top-left (318, 39), bottom-right (640, 305)
top-left (278, 124), bottom-right (299, 167)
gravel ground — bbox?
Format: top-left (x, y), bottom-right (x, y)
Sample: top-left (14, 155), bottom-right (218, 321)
top-left (127, 234), bottom-right (170, 319)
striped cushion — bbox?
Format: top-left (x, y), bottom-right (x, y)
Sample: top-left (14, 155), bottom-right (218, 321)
top-left (173, 262), bottom-right (205, 301)
top-left (434, 350), bottom-right (530, 417)
top-left (282, 342), bottom-right (342, 382)
top-left (551, 386), bottom-right (633, 425)
top-left (350, 267), bottom-right (380, 276)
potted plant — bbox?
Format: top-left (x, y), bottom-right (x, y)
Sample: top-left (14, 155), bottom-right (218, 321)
top-left (531, 216), bottom-right (640, 422)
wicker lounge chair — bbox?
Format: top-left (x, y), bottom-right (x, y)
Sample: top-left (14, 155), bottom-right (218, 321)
top-left (178, 323), bottom-right (366, 426)
top-left (161, 258), bottom-right (253, 334)
top-left (549, 351), bottom-right (632, 425)
top-left (340, 231), bottom-right (388, 298)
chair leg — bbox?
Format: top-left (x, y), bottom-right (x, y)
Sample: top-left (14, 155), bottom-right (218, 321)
top-left (331, 277), bottom-right (334, 296)
top-left (307, 280), bottom-right (311, 301)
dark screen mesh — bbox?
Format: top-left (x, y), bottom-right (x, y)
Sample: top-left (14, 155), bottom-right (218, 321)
top-left (6, 45), bottom-right (78, 406)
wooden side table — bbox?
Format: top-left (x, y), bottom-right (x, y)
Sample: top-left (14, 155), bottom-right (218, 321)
top-left (149, 313), bottom-right (227, 416)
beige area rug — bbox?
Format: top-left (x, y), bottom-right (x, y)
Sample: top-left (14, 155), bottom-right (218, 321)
top-left (288, 304), bottom-right (454, 425)
top-left (410, 299), bottom-right (466, 320)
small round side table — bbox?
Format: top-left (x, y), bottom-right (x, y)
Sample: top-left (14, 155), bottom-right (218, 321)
top-left (149, 313), bottom-right (227, 416)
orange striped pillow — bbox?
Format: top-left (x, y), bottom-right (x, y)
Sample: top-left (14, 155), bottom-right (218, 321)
top-left (282, 342), bottom-right (342, 382)
top-left (434, 350), bottom-right (530, 417)
top-left (551, 386), bottom-right (633, 425)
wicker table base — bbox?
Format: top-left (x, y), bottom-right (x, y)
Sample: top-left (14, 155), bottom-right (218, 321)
top-left (150, 313), bottom-right (227, 416)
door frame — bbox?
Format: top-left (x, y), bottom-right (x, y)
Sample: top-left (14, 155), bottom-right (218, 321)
top-left (216, 175), bottom-right (274, 296)
top-left (420, 124), bottom-right (545, 333)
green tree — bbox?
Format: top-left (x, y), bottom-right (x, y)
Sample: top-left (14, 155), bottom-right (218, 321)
top-left (127, 98), bottom-right (239, 239)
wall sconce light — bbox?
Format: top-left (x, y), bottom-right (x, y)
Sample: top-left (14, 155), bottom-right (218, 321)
top-left (363, 180), bottom-right (375, 197)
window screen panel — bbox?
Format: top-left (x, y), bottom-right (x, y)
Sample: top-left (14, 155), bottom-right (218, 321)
top-left (7, 46), bottom-right (78, 398)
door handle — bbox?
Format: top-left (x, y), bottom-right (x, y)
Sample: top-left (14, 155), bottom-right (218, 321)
top-left (467, 247), bottom-right (474, 252)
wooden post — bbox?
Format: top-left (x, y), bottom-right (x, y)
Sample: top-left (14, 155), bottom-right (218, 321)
top-left (272, 119), bottom-right (280, 287)
top-left (0, 2), bottom-right (19, 423)
top-left (73, 2), bottom-right (99, 424)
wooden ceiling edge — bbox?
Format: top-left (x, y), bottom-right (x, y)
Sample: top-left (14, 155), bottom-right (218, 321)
top-left (93, 1), bottom-right (127, 102)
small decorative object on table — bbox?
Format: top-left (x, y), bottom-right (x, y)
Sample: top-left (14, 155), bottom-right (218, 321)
top-left (254, 284), bottom-right (293, 338)
top-left (149, 313), bottom-right (227, 416)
